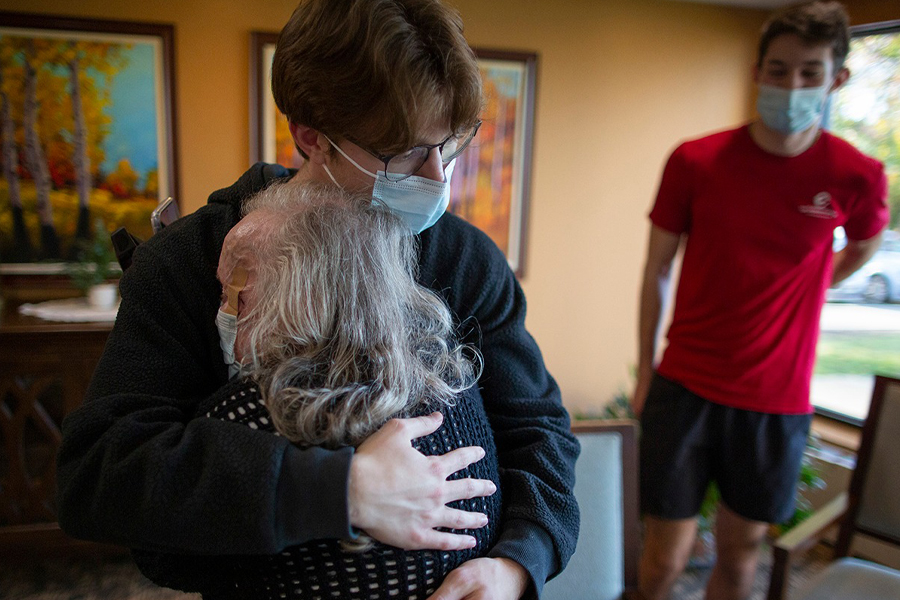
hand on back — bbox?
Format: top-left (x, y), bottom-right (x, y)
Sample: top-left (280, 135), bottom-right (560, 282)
top-left (348, 412), bottom-right (496, 550)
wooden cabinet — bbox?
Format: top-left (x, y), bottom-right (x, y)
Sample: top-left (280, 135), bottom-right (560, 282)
top-left (0, 304), bottom-right (112, 554)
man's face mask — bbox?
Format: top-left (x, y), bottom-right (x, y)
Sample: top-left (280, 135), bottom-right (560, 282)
top-left (756, 83), bottom-right (831, 135)
top-left (321, 135), bottom-right (455, 235)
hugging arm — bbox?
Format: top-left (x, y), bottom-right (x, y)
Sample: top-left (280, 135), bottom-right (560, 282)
top-left (57, 210), bottom-right (492, 556)
top-left (421, 220), bottom-right (581, 598)
top-left (477, 270), bottom-right (580, 597)
top-left (56, 231), bottom-right (357, 553)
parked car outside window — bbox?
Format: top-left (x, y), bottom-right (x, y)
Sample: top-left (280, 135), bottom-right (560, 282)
top-left (828, 230), bottom-right (900, 304)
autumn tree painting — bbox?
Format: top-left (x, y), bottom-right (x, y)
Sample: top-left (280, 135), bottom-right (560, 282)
top-left (256, 35), bottom-right (304, 169)
top-left (447, 51), bottom-right (535, 276)
top-left (0, 19), bottom-right (169, 266)
top-left (450, 70), bottom-right (518, 255)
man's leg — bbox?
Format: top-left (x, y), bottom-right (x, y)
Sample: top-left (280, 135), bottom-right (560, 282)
top-left (639, 515), bottom-right (699, 600)
top-left (705, 503), bottom-right (768, 600)
top-left (709, 407), bottom-right (813, 600)
top-left (638, 374), bottom-right (714, 600)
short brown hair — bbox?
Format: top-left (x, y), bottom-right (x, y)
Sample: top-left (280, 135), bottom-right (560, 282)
top-left (272, 0), bottom-right (483, 156)
top-left (757, 1), bottom-right (850, 70)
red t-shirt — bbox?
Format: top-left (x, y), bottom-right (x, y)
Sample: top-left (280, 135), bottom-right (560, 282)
top-left (651, 125), bottom-right (889, 414)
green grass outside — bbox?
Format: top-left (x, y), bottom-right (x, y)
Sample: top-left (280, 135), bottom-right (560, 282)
top-left (814, 331), bottom-right (900, 376)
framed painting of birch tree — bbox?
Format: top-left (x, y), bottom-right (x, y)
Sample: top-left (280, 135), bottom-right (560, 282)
top-left (0, 12), bottom-right (177, 273)
top-left (448, 49), bottom-right (536, 277)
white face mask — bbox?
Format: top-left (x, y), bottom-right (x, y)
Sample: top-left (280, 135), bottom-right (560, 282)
top-left (756, 83), bottom-right (830, 134)
top-left (215, 308), bottom-right (241, 379)
top-left (216, 264), bottom-right (248, 380)
top-left (321, 135), bottom-right (454, 234)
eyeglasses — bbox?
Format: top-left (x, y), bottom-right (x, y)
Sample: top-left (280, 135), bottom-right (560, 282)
top-left (349, 121), bottom-right (481, 182)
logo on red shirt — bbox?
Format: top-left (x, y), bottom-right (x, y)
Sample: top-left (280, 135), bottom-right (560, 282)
top-left (799, 192), bottom-right (837, 219)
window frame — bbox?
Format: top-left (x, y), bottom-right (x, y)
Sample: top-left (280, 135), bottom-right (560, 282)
top-left (814, 19), bottom-right (900, 427)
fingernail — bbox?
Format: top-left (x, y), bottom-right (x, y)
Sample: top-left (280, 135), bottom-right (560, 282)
top-left (488, 482), bottom-right (497, 494)
top-left (480, 514), bottom-right (489, 526)
top-left (465, 536), bottom-right (476, 548)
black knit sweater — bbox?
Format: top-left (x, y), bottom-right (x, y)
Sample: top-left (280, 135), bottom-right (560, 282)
top-left (189, 379), bottom-right (502, 599)
top-left (56, 163), bottom-right (580, 597)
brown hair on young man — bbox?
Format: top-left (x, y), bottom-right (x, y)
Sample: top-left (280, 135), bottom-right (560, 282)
top-left (272, 0), bottom-right (483, 157)
top-left (757, 0), bottom-right (850, 69)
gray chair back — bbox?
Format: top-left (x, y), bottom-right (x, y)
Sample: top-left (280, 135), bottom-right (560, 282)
top-left (837, 375), bottom-right (900, 555)
top-left (854, 376), bottom-right (900, 544)
top-left (543, 421), bottom-right (638, 600)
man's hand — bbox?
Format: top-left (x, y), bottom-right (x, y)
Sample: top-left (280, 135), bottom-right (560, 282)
top-left (832, 232), bottom-right (883, 286)
top-left (349, 412), bottom-right (497, 550)
top-left (426, 557), bottom-right (529, 600)
top-left (631, 364), bottom-right (653, 418)
top-left (634, 225), bottom-right (680, 419)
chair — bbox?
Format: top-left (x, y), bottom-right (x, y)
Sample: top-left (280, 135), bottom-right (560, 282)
top-left (544, 420), bottom-right (640, 600)
top-left (767, 375), bottom-right (900, 600)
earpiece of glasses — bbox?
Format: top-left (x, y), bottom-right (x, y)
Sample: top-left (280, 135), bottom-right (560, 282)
top-left (364, 121), bottom-right (481, 182)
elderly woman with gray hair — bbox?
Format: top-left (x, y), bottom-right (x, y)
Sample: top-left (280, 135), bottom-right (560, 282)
top-left (177, 181), bottom-right (501, 599)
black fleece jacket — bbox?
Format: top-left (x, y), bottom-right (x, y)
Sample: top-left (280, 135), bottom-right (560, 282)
top-left (56, 163), bottom-right (580, 596)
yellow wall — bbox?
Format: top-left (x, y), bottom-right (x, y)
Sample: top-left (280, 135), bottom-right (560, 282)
top-left (3, 0), bottom-right (896, 414)
top-left (461, 0), bottom-right (766, 414)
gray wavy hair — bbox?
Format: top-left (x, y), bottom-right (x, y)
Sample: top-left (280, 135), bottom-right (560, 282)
top-left (237, 181), bottom-right (480, 449)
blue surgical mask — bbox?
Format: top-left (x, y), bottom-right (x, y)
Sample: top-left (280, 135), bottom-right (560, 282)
top-left (216, 308), bottom-right (241, 379)
top-left (756, 84), bottom-right (829, 134)
top-left (322, 135), bottom-right (454, 234)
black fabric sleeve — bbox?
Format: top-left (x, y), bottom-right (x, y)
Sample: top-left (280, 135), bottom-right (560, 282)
top-left (418, 215), bottom-right (581, 591)
top-left (487, 519), bottom-right (558, 598)
top-left (56, 209), bottom-right (354, 554)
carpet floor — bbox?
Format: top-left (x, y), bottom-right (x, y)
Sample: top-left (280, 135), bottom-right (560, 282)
top-left (0, 543), bottom-right (830, 599)
top-left (0, 555), bottom-right (198, 600)
top-left (672, 541), bottom-right (831, 600)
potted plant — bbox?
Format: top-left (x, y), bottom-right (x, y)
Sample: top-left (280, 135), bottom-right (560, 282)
top-left (67, 220), bottom-right (122, 309)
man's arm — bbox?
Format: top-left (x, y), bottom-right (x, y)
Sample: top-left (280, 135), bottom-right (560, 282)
top-left (832, 232), bottom-right (883, 285)
top-left (57, 206), bottom-right (493, 555)
top-left (474, 281), bottom-right (579, 599)
top-left (632, 225), bottom-right (681, 417)
top-left (56, 225), bottom-right (354, 553)
top-left (418, 216), bottom-right (581, 599)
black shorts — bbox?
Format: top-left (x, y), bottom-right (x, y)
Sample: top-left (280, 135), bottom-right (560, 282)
top-left (639, 373), bottom-right (812, 524)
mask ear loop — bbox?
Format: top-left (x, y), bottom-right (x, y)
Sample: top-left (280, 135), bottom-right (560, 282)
top-left (321, 163), bottom-right (343, 189)
top-left (321, 134), bottom-right (379, 182)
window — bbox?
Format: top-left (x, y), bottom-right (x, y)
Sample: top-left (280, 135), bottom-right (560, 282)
top-left (813, 22), bottom-right (900, 425)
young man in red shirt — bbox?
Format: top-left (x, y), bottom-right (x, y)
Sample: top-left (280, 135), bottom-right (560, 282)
top-left (633, 2), bottom-right (889, 599)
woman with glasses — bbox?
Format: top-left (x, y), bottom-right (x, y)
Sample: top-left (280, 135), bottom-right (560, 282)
top-left (57, 1), bottom-right (579, 599)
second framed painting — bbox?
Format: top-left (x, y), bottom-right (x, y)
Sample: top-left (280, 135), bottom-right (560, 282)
top-left (250, 31), bottom-right (303, 169)
top-left (449, 49), bottom-right (536, 277)
top-left (250, 39), bottom-right (536, 276)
